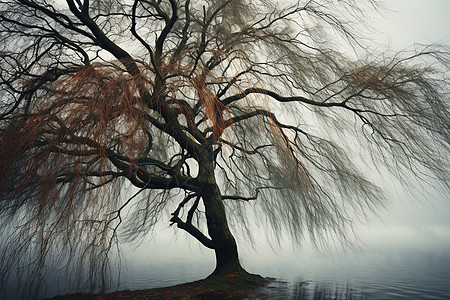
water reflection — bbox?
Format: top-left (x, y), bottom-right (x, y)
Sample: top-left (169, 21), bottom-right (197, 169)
top-left (246, 279), bottom-right (364, 300)
top-left (237, 248), bottom-right (450, 299)
top-left (304, 282), bottom-right (361, 300)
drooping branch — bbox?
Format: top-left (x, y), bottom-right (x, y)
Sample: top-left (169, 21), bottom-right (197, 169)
top-left (170, 194), bottom-right (214, 249)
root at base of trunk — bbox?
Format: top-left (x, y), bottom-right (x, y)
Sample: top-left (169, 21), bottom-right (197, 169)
top-left (199, 272), bottom-right (269, 298)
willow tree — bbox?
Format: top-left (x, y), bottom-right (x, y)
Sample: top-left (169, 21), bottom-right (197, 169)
top-left (0, 0), bottom-right (449, 296)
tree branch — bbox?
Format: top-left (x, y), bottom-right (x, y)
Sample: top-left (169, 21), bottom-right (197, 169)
top-left (169, 215), bottom-right (214, 249)
top-left (221, 87), bottom-right (343, 107)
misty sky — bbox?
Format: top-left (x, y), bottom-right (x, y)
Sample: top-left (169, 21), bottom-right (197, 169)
top-left (374, 0), bottom-right (449, 47)
top-left (354, 0), bottom-right (450, 252)
top-left (123, 0), bottom-right (450, 272)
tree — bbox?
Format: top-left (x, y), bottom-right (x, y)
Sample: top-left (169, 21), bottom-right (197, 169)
top-left (0, 0), bottom-right (449, 297)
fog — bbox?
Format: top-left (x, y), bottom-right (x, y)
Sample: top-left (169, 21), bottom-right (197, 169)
top-left (120, 0), bottom-right (450, 271)
top-left (357, 0), bottom-right (450, 254)
top-left (375, 0), bottom-right (450, 48)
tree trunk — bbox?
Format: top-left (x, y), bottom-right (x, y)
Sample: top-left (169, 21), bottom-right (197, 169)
top-left (198, 149), bottom-right (247, 276)
top-left (201, 181), bottom-right (247, 276)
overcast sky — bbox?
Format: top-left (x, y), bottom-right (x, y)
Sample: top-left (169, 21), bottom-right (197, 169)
top-left (375, 0), bottom-right (450, 48)
top-left (353, 0), bottom-right (450, 252)
top-left (124, 1), bottom-right (450, 272)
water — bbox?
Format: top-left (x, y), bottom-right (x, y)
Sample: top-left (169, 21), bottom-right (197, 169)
top-left (115, 247), bottom-right (450, 300)
top-left (246, 251), bottom-right (450, 299)
top-left (2, 244), bottom-right (449, 299)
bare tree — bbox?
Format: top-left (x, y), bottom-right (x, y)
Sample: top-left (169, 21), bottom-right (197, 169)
top-left (0, 0), bottom-right (449, 297)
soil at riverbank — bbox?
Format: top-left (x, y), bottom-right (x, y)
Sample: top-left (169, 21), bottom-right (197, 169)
top-left (50, 273), bottom-right (273, 300)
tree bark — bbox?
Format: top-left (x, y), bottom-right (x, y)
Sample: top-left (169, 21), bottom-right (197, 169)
top-left (202, 181), bottom-right (246, 276)
top-left (198, 148), bottom-right (247, 276)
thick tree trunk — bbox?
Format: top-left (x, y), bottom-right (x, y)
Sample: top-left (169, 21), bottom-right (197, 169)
top-left (198, 148), bottom-right (247, 276)
top-left (201, 181), bottom-right (247, 276)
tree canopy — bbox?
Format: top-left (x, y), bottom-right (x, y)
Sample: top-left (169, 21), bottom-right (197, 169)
top-left (0, 0), bottom-right (449, 297)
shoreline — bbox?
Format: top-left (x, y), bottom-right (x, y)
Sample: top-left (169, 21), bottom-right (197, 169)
top-left (49, 275), bottom-right (275, 300)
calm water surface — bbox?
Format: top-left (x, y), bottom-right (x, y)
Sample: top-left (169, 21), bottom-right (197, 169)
top-left (119, 249), bottom-right (450, 300)
top-left (2, 248), bottom-right (449, 299)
